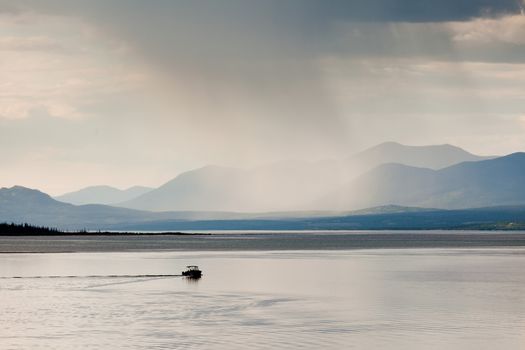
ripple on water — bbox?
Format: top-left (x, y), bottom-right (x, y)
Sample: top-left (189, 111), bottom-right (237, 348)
top-left (1, 279), bottom-right (346, 349)
top-left (2, 249), bottom-right (525, 349)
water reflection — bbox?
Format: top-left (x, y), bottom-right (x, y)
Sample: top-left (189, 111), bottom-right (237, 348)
top-left (184, 276), bottom-right (201, 284)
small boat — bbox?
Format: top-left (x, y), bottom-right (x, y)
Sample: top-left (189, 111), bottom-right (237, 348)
top-left (182, 265), bottom-right (202, 279)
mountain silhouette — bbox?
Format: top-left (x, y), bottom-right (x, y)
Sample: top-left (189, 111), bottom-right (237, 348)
top-left (120, 142), bottom-right (491, 212)
top-left (55, 185), bottom-right (152, 205)
top-left (326, 153), bottom-right (525, 210)
top-left (348, 141), bottom-right (491, 170)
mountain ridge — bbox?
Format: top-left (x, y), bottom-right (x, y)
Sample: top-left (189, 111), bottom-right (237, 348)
top-left (2, 185), bottom-right (525, 231)
top-left (119, 142), bottom-right (490, 212)
top-left (326, 152), bottom-right (525, 210)
top-left (55, 185), bottom-right (153, 205)
top-left (347, 141), bottom-right (492, 171)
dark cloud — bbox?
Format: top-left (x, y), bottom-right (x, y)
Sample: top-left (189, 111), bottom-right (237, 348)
top-left (329, 20), bottom-right (525, 64)
top-left (299, 0), bottom-right (519, 22)
top-left (2, 1), bottom-right (521, 25)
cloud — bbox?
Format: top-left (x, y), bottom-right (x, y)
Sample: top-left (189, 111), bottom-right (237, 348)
top-left (520, 115), bottom-right (525, 128)
top-left (0, 99), bottom-right (32, 119)
top-left (4, 0), bottom-right (521, 23)
top-left (0, 97), bottom-right (82, 120)
top-left (329, 15), bottom-right (525, 63)
top-left (0, 13), bottom-right (154, 121)
top-left (0, 36), bottom-right (63, 51)
top-left (450, 14), bottom-right (525, 45)
top-left (300, 0), bottom-right (519, 22)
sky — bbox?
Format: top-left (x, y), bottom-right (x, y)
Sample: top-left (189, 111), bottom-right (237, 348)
top-left (0, 0), bottom-right (524, 194)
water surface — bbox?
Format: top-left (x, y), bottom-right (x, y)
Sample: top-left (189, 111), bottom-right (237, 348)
top-left (2, 230), bottom-right (525, 253)
top-left (2, 248), bottom-right (525, 349)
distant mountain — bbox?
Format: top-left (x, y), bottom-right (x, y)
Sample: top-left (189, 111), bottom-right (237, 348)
top-left (348, 141), bottom-right (491, 171)
top-left (120, 163), bottom-right (345, 212)
top-left (97, 205), bottom-right (525, 232)
top-left (120, 142), bottom-right (490, 212)
top-left (16, 142), bottom-right (492, 215)
top-left (2, 186), bottom-right (525, 231)
top-left (325, 153), bottom-right (525, 210)
top-left (55, 185), bottom-right (152, 205)
top-left (0, 186), bottom-right (158, 229)
top-left (120, 166), bottom-right (251, 212)
top-left (1, 185), bottom-right (341, 229)
top-left (0, 186), bottom-right (244, 230)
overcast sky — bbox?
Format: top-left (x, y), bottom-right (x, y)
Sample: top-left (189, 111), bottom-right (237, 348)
top-left (1, 0), bottom-right (524, 194)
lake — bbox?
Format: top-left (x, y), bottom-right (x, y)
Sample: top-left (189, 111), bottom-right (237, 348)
top-left (2, 232), bottom-right (525, 349)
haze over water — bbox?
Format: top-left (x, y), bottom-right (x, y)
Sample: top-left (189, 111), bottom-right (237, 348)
top-left (2, 238), bottom-right (525, 349)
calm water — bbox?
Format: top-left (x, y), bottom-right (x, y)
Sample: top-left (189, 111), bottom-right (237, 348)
top-left (3, 231), bottom-right (525, 253)
top-left (2, 247), bottom-right (525, 349)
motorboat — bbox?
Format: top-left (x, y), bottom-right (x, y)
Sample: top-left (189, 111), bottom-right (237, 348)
top-left (182, 265), bottom-right (202, 278)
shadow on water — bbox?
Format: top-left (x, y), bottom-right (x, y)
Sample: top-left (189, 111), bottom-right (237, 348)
top-left (184, 276), bottom-right (201, 284)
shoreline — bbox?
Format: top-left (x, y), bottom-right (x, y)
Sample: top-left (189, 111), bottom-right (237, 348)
top-left (0, 231), bottom-right (211, 237)
top-left (2, 227), bottom-right (525, 237)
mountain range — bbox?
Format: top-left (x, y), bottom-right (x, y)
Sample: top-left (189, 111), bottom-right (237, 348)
top-left (0, 185), bottom-right (421, 230)
top-left (0, 186), bottom-right (270, 229)
top-left (56, 185), bottom-right (152, 205)
top-left (347, 141), bottom-right (491, 170)
top-left (2, 141), bottom-right (524, 230)
top-left (1, 185), bottom-right (525, 231)
top-left (324, 152), bottom-right (525, 210)
top-left (117, 142), bottom-right (492, 212)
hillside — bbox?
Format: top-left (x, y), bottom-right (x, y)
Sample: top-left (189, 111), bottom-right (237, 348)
top-left (326, 153), bottom-right (525, 210)
top-left (348, 141), bottom-right (490, 170)
top-left (0, 186), bottom-right (156, 229)
top-left (120, 142), bottom-right (489, 212)
top-left (1, 186), bottom-right (525, 231)
top-left (55, 185), bottom-right (152, 205)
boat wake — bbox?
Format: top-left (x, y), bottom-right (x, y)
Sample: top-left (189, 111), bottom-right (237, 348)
top-left (0, 274), bottom-right (182, 279)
